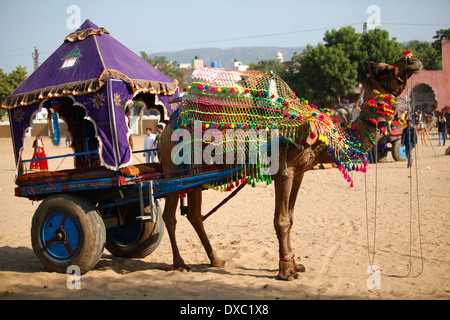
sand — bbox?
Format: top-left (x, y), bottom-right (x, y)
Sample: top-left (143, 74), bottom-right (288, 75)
top-left (0, 131), bottom-right (449, 300)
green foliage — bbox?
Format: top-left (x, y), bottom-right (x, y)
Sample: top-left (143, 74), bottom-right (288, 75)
top-left (248, 59), bottom-right (286, 74)
top-left (358, 28), bottom-right (404, 79)
top-left (283, 27), bottom-right (405, 107)
top-left (287, 44), bottom-right (358, 106)
top-left (324, 26), bottom-right (362, 71)
top-left (140, 52), bottom-right (186, 88)
top-left (0, 66), bottom-right (28, 118)
top-left (431, 28), bottom-right (450, 68)
top-left (432, 28), bottom-right (450, 53)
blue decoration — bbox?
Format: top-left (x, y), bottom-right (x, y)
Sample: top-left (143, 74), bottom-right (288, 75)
top-left (52, 111), bottom-right (60, 146)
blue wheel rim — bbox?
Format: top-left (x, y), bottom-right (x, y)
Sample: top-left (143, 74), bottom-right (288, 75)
top-left (42, 213), bottom-right (80, 259)
top-left (399, 145), bottom-right (407, 158)
top-left (106, 206), bottom-right (142, 247)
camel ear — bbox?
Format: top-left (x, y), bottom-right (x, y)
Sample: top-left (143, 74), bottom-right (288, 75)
top-left (369, 62), bottom-right (389, 77)
top-left (369, 61), bottom-right (379, 76)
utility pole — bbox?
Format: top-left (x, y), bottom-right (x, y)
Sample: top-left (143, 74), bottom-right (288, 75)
top-left (32, 47), bottom-right (40, 71)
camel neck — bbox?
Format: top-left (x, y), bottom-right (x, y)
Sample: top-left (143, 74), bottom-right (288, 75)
top-left (353, 78), bottom-right (398, 152)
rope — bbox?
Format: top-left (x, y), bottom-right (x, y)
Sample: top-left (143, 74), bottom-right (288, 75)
top-left (364, 66), bottom-right (424, 279)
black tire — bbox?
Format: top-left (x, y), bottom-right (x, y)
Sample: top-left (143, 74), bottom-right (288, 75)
top-left (377, 148), bottom-right (388, 162)
top-left (392, 139), bottom-right (407, 161)
top-left (105, 199), bottom-right (164, 258)
top-left (31, 194), bottom-right (106, 274)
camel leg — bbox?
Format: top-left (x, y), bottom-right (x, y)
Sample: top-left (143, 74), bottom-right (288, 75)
top-left (186, 188), bottom-right (225, 267)
top-left (287, 172), bottom-right (306, 273)
top-left (162, 192), bottom-right (190, 270)
top-left (273, 168), bottom-right (299, 280)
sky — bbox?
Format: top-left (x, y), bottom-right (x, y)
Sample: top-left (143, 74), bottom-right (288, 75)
top-left (0, 0), bottom-right (449, 74)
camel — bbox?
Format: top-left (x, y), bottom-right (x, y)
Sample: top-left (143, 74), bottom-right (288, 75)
top-left (159, 52), bottom-right (422, 280)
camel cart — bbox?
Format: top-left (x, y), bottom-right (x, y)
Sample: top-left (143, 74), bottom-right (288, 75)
top-left (377, 121), bottom-right (407, 162)
top-left (2, 19), bottom-right (281, 274)
top-left (0, 19), bottom-right (187, 273)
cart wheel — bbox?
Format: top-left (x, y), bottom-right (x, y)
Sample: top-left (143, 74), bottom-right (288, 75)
top-left (31, 194), bottom-right (106, 274)
top-left (392, 139), bottom-right (407, 161)
top-left (105, 199), bottom-right (164, 258)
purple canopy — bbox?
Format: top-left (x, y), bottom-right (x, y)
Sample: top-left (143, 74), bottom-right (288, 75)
top-left (2, 19), bottom-right (179, 170)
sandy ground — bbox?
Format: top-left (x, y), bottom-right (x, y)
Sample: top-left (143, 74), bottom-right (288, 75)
top-left (0, 131), bottom-right (449, 301)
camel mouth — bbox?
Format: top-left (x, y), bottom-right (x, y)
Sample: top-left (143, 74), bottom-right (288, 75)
top-left (408, 59), bottom-right (423, 74)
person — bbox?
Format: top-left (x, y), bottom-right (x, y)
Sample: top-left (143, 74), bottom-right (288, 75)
top-left (367, 146), bottom-right (377, 164)
top-left (65, 132), bottom-right (71, 146)
top-left (30, 135), bottom-right (49, 171)
top-left (401, 119), bottom-right (417, 168)
top-left (143, 128), bottom-right (156, 163)
top-left (446, 112), bottom-right (450, 139)
top-left (437, 113), bottom-right (447, 146)
top-left (152, 124), bottom-right (164, 161)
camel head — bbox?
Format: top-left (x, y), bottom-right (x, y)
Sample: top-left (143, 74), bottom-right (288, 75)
top-left (353, 52), bottom-right (423, 151)
top-left (368, 51), bottom-right (423, 97)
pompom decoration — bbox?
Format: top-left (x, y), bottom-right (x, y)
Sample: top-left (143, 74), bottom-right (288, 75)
top-left (403, 50), bottom-right (413, 58)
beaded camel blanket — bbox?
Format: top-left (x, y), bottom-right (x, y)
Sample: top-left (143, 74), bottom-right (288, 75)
top-left (170, 68), bottom-right (367, 191)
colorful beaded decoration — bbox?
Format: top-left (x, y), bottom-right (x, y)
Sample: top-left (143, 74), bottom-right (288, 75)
top-left (365, 99), bottom-right (396, 116)
top-left (170, 68), bottom-right (367, 192)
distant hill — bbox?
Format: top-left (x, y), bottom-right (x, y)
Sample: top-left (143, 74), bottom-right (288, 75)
top-left (148, 46), bottom-right (306, 69)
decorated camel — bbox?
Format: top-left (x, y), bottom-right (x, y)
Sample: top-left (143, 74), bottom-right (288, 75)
top-left (159, 52), bottom-right (422, 280)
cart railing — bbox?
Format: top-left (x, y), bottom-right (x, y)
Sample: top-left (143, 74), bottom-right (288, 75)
top-left (21, 148), bottom-right (160, 164)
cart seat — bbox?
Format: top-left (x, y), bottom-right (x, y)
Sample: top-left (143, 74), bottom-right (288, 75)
top-left (16, 163), bottom-right (162, 187)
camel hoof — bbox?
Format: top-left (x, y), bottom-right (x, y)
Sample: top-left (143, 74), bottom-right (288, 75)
top-left (174, 265), bottom-right (191, 272)
top-left (288, 274), bottom-right (302, 281)
top-left (211, 259), bottom-right (226, 268)
top-left (296, 263), bottom-right (306, 273)
top-left (277, 273), bottom-right (300, 281)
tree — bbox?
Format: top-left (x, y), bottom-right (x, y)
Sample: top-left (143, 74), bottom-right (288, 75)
top-left (140, 53), bottom-right (186, 88)
top-left (287, 44), bottom-right (358, 107)
top-left (248, 59), bottom-right (286, 75)
top-left (0, 66), bottom-right (28, 119)
top-left (324, 26), bottom-right (362, 77)
top-left (358, 28), bottom-right (404, 81)
top-left (431, 28), bottom-right (450, 69)
top-left (283, 27), bottom-right (405, 108)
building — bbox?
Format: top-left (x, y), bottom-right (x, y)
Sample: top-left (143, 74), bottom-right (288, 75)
top-left (191, 56), bottom-right (204, 69)
top-left (231, 59), bottom-right (249, 71)
top-left (400, 39), bottom-right (450, 113)
top-left (276, 51), bottom-right (284, 63)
